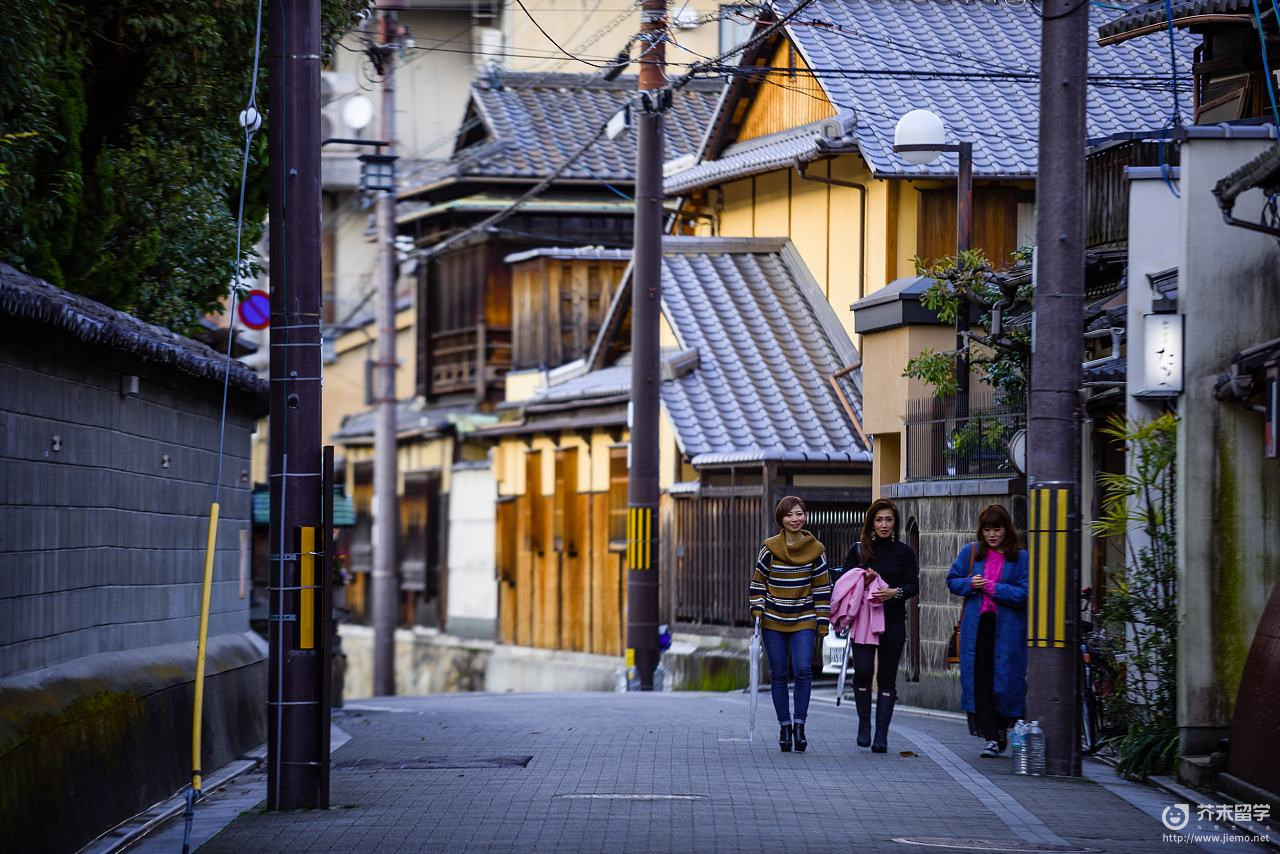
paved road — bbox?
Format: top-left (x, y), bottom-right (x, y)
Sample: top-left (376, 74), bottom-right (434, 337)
top-left (141, 689), bottom-right (1270, 853)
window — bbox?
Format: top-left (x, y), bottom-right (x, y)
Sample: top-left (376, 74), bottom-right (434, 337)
top-left (608, 446), bottom-right (629, 549)
top-left (718, 4), bottom-right (756, 55)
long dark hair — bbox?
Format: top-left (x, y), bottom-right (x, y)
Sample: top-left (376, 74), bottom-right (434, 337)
top-left (859, 497), bottom-right (899, 563)
top-left (975, 503), bottom-right (1021, 561)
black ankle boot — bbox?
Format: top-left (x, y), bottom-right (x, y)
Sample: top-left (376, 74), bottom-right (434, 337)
top-left (855, 689), bottom-right (872, 748)
top-left (793, 723), bottom-right (807, 753)
top-left (871, 691), bottom-right (896, 753)
top-left (779, 723), bottom-right (793, 752)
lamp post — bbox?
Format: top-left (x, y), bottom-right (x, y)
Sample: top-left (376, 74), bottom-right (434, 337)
top-left (894, 109), bottom-right (974, 421)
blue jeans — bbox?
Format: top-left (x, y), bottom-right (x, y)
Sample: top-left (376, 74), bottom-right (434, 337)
top-left (763, 628), bottom-right (815, 724)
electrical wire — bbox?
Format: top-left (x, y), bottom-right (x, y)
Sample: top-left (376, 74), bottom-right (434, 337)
top-left (513, 0), bottom-right (612, 67)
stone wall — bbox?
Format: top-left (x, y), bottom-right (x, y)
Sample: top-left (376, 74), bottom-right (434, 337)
top-left (883, 478), bottom-right (1025, 710)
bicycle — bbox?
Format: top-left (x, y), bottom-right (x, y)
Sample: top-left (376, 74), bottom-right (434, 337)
top-left (1078, 588), bottom-right (1114, 755)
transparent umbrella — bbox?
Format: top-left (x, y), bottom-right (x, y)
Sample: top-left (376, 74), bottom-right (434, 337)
top-left (747, 616), bottom-right (761, 741)
top-left (835, 631), bottom-right (852, 705)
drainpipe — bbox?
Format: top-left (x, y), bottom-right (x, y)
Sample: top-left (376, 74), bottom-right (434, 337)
top-left (794, 158), bottom-right (867, 302)
top-left (1081, 326), bottom-right (1124, 373)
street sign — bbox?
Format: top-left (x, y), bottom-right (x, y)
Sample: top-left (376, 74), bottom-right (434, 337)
top-left (238, 289), bottom-right (271, 329)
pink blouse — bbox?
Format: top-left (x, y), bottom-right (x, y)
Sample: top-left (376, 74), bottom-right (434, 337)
top-left (979, 550), bottom-right (1005, 615)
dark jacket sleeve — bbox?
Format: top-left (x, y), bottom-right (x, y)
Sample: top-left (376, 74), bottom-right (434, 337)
top-left (898, 544), bottom-right (920, 601)
top-left (842, 542), bottom-right (860, 570)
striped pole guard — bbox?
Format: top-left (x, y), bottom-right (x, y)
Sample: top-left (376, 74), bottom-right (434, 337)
top-left (1027, 483), bottom-right (1075, 649)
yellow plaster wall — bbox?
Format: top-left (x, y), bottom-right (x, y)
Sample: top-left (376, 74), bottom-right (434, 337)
top-left (827, 156), bottom-right (870, 343)
top-left (871, 432), bottom-right (902, 495)
top-left (323, 306), bottom-right (415, 446)
top-left (720, 179), bottom-right (754, 236)
top-left (660, 313), bottom-right (680, 350)
top-left (860, 325), bottom-right (957, 437)
top-left (790, 161), bottom-right (831, 296)
top-left (753, 170), bottom-right (790, 236)
top-left (504, 368), bottom-right (547, 404)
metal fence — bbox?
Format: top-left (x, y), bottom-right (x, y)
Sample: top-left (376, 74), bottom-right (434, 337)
top-left (668, 492), bottom-right (864, 631)
top-left (904, 394), bottom-right (1025, 480)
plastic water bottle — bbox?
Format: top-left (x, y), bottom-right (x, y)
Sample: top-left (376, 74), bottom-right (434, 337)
top-left (1010, 719), bottom-right (1028, 775)
top-left (626, 665), bottom-right (640, 691)
top-left (614, 665), bottom-right (627, 693)
top-left (654, 663), bottom-right (667, 692)
top-left (1027, 720), bottom-right (1046, 776)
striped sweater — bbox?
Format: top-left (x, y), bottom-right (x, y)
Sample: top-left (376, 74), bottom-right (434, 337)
top-left (748, 545), bottom-right (832, 635)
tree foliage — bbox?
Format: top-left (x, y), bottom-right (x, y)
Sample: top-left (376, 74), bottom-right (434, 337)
top-left (1090, 413), bottom-right (1180, 778)
top-left (901, 248), bottom-right (1034, 409)
top-left (0, 0), bottom-right (367, 331)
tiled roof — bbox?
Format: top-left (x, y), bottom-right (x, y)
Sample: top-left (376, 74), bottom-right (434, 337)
top-left (671, 0), bottom-right (1194, 184)
top-left (666, 113), bottom-right (858, 194)
top-left (1097, 0), bottom-right (1256, 43)
top-left (333, 400), bottom-right (476, 444)
top-left (0, 263), bottom-right (266, 400)
top-left (405, 72), bottom-right (722, 192)
top-left (503, 246), bottom-right (633, 265)
top-left (657, 238), bottom-right (869, 466)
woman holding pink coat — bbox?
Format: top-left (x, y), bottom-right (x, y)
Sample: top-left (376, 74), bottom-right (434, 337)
top-left (839, 498), bottom-right (919, 753)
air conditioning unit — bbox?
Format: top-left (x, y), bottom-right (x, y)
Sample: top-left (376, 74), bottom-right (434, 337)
top-left (473, 27), bottom-right (504, 70)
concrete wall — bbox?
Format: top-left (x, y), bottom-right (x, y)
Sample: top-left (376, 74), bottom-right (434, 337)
top-left (340, 625), bottom-right (619, 697)
top-left (0, 324), bottom-right (257, 676)
top-left (0, 318), bottom-right (267, 852)
top-left (445, 461), bottom-right (498, 639)
top-left (1174, 134), bottom-right (1280, 754)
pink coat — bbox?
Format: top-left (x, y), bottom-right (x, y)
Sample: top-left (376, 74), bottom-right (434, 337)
top-left (829, 568), bottom-right (887, 645)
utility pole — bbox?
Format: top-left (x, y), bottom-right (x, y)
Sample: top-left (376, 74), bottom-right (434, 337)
top-left (371, 5), bottom-right (400, 698)
top-left (955, 141), bottom-right (973, 425)
top-left (267, 0), bottom-right (330, 809)
top-left (626, 0), bottom-right (668, 691)
top-left (1027, 0), bottom-right (1087, 777)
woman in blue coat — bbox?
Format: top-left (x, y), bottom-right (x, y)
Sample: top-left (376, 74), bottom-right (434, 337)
top-left (946, 504), bottom-right (1028, 758)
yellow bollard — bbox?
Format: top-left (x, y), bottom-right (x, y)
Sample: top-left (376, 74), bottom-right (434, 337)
top-left (192, 502), bottom-right (220, 792)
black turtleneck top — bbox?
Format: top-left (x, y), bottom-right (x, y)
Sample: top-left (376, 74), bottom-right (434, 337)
top-left (840, 537), bottom-right (920, 623)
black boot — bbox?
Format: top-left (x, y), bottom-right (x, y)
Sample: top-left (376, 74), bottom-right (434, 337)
top-left (854, 688), bottom-right (872, 748)
top-left (871, 691), bottom-right (896, 753)
top-left (779, 723), bottom-right (793, 752)
top-left (793, 723), bottom-right (807, 753)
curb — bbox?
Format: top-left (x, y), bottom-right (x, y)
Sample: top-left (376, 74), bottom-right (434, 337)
top-left (78, 745), bottom-right (267, 854)
top-left (1147, 775), bottom-right (1280, 851)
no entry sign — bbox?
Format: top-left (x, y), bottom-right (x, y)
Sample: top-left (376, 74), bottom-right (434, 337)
top-left (238, 289), bottom-right (271, 329)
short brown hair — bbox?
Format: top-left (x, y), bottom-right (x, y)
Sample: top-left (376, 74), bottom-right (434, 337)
top-left (774, 495), bottom-right (807, 528)
top-left (975, 503), bottom-right (1021, 560)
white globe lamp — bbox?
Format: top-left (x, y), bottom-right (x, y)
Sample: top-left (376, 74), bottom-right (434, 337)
top-left (893, 109), bottom-right (947, 165)
top-left (342, 95), bottom-right (374, 132)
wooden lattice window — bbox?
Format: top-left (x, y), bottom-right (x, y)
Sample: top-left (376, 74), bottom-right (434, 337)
top-left (608, 445), bottom-right (628, 550)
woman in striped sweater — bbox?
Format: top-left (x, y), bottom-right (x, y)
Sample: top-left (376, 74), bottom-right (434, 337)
top-left (748, 495), bottom-right (832, 753)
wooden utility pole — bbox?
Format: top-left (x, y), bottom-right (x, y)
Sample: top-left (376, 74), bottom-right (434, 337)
top-left (626, 0), bottom-right (668, 690)
top-left (267, 0), bottom-right (331, 809)
top-left (1027, 0), bottom-right (1088, 778)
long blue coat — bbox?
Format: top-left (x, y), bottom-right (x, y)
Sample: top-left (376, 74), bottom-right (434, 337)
top-left (945, 543), bottom-right (1029, 719)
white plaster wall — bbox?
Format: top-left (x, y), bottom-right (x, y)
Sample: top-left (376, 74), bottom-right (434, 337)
top-left (445, 463), bottom-right (498, 636)
top-left (1174, 134), bottom-right (1280, 752)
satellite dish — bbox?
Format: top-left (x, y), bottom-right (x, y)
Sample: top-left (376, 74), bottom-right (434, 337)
top-left (1008, 429), bottom-right (1027, 475)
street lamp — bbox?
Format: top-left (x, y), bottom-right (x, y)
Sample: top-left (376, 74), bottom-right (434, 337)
top-left (894, 109), bottom-right (975, 419)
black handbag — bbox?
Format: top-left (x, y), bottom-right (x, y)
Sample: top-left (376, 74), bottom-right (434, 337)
top-left (945, 543), bottom-right (977, 668)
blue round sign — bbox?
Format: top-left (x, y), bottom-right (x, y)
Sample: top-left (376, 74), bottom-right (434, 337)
top-left (238, 289), bottom-right (271, 329)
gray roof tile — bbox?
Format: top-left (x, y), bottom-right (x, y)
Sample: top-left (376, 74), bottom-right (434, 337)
top-left (667, 0), bottom-right (1195, 187)
top-left (656, 238), bottom-right (869, 465)
top-left (412, 71), bottom-right (721, 189)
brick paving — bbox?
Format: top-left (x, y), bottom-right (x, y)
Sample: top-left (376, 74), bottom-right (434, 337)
top-left (156, 690), bottom-right (1268, 853)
